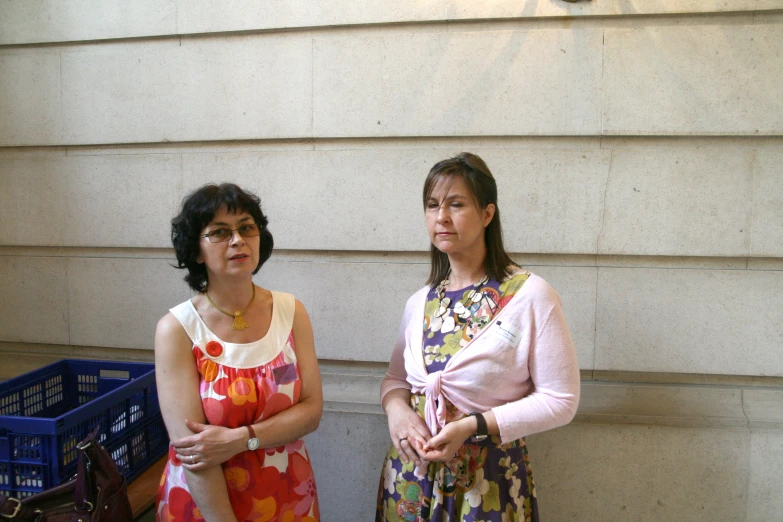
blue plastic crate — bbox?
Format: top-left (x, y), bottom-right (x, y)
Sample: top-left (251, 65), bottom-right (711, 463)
top-left (0, 360), bottom-right (167, 498)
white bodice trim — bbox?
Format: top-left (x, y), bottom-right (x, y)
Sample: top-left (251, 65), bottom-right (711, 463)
top-left (170, 290), bottom-right (297, 368)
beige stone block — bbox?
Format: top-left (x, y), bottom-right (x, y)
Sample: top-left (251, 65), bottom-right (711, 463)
top-left (748, 257), bottom-right (783, 271)
top-left (256, 258), bottom-right (595, 365)
top-left (0, 155), bottom-right (181, 247)
top-left (182, 148), bottom-right (610, 253)
top-left (0, 353), bottom-right (65, 381)
top-left (476, 148), bottom-right (610, 254)
top-left (177, 0), bottom-right (446, 34)
top-left (0, 0), bottom-right (177, 45)
top-left (604, 25), bottom-right (783, 135)
top-left (595, 268), bottom-right (783, 375)
top-left (598, 149), bottom-right (753, 256)
top-left (528, 424), bottom-right (749, 521)
top-left (752, 148), bottom-right (783, 257)
top-left (306, 411), bottom-right (390, 521)
top-left (579, 382), bottom-right (747, 428)
top-left (67, 257), bottom-right (191, 349)
top-left (757, 0), bottom-right (783, 9)
top-left (743, 389), bottom-right (783, 426)
top-left (0, 158), bottom-right (69, 246)
top-left (0, 53), bottom-right (62, 146)
top-left (0, 257), bottom-right (69, 344)
top-left (530, 266), bottom-right (596, 370)
top-left (313, 136), bottom-right (602, 151)
top-left (447, 0), bottom-right (757, 19)
top-left (322, 368), bottom-right (384, 411)
top-left (747, 430), bottom-right (783, 522)
top-left (64, 155), bottom-right (182, 247)
top-left (182, 149), bottom-right (432, 251)
top-left (313, 29), bottom-right (603, 137)
top-left (0, 147), bottom-right (66, 158)
top-left (597, 255), bottom-right (748, 271)
top-left (255, 258), bottom-right (428, 362)
top-left (61, 37), bottom-right (312, 145)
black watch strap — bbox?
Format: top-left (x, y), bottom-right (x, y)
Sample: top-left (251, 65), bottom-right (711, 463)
top-left (469, 412), bottom-right (488, 439)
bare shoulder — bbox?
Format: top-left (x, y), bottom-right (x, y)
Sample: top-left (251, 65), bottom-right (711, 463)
top-left (154, 312), bottom-right (191, 353)
top-left (293, 299), bottom-right (312, 326)
top-left (156, 312), bottom-right (183, 337)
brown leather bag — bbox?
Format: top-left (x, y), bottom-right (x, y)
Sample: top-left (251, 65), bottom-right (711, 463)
top-left (0, 428), bottom-right (132, 522)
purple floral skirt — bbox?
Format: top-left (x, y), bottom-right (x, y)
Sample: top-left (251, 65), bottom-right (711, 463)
top-left (375, 397), bottom-right (538, 522)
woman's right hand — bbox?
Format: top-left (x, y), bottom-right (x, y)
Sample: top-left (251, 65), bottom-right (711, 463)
top-left (384, 394), bottom-right (432, 466)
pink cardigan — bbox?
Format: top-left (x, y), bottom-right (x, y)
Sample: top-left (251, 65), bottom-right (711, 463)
top-left (380, 273), bottom-right (580, 444)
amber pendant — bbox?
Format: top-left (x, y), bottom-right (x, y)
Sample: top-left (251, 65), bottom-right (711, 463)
top-left (232, 312), bottom-right (250, 331)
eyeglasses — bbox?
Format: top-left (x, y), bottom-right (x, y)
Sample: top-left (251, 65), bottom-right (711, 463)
top-left (200, 223), bottom-right (262, 243)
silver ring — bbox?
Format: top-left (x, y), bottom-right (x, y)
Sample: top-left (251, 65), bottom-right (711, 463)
top-left (189, 455), bottom-right (194, 464)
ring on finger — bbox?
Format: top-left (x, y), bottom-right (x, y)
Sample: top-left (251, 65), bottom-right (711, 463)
top-left (189, 455), bottom-right (194, 464)
top-left (399, 437), bottom-right (408, 443)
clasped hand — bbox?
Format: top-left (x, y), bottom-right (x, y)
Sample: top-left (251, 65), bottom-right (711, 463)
top-left (172, 419), bottom-right (243, 471)
top-left (387, 403), bottom-right (476, 465)
top-left (418, 419), bottom-right (475, 463)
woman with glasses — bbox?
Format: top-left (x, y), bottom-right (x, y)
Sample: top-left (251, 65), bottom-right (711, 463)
top-left (155, 183), bottom-right (321, 522)
top-left (376, 153), bottom-right (580, 522)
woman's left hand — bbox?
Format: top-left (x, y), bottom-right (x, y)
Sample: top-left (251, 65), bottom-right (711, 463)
top-left (419, 417), bottom-right (475, 462)
top-left (172, 419), bottom-right (244, 471)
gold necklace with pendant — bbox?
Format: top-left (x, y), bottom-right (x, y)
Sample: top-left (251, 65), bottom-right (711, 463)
top-left (205, 284), bottom-right (255, 331)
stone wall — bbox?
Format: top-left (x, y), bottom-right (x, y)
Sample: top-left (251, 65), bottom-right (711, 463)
top-left (1, 2), bottom-right (782, 520)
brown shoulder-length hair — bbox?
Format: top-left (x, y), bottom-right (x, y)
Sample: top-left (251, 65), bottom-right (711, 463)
top-left (423, 152), bottom-right (518, 287)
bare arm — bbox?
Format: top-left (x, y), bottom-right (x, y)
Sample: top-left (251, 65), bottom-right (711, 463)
top-left (247, 299), bottom-right (323, 446)
top-left (155, 313), bottom-right (238, 522)
top-left (173, 300), bottom-right (323, 468)
top-left (379, 302), bottom-right (432, 466)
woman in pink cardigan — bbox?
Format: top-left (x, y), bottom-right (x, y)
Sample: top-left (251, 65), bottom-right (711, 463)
top-left (376, 153), bottom-right (580, 522)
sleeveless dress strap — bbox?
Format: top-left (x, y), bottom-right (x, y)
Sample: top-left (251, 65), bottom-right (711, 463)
top-left (169, 300), bottom-right (207, 345)
top-left (271, 291), bottom-right (297, 359)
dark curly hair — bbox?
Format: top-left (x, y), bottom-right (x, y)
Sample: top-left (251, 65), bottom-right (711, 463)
top-left (422, 152), bottom-right (518, 286)
top-left (171, 183), bottom-right (274, 292)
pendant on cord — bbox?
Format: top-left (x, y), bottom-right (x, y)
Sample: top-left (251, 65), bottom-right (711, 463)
top-left (232, 312), bottom-right (250, 331)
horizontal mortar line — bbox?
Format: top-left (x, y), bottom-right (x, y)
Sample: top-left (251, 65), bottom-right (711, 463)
top-left (1, 249), bottom-right (782, 271)
top-left (0, 247), bottom-right (781, 270)
top-left (1, 9), bottom-right (780, 49)
top-left (3, 135), bottom-right (783, 153)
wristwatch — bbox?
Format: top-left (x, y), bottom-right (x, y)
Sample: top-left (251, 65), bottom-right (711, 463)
top-left (246, 425), bottom-right (260, 451)
top-left (468, 412), bottom-right (488, 442)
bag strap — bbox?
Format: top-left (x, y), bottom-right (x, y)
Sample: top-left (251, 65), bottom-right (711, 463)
top-left (73, 427), bottom-right (99, 514)
top-left (0, 494), bottom-right (43, 521)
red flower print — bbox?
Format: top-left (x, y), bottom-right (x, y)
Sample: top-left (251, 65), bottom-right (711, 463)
top-left (168, 445), bottom-right (183, 466)
top-left (225, 465), bottom-right (251, 492)
top-left (202, 397), bottom-right (226, 426)
top-left (228, 377), bottom-right (258, 407)
top-left (212, 374), bottom-right (230, 396)
top-left (255, 466), bottom-right (281, 497)
top-left (292, 475), bottom-right (317, 516)
top-left (166, 487), bottom-right (205, 522)
top-left (206, 340), bottom-right (223, 357)
top-left (262, 393), bottom-right (292, 420)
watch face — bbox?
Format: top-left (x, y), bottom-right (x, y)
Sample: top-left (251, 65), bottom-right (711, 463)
top-left (247, 438), bottom-right (260, 451)
top-left (471, 434), bottom-right (487, 442)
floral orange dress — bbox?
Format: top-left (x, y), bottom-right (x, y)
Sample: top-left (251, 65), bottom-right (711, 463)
top-left (156, 291), bottom-right (320, 522)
